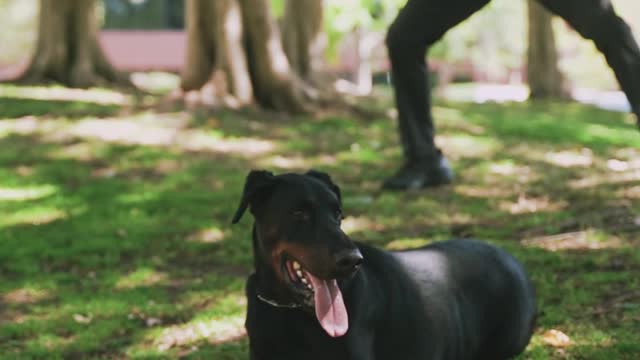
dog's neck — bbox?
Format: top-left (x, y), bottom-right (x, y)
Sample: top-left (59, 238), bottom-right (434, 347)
top-left (251, 225), bottom-right (299, 307)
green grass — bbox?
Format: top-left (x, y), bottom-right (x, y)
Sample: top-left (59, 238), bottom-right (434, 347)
top-left (1, 84), bottom-right (639, 359)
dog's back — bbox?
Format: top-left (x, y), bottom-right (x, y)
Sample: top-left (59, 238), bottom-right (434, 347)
top-left (357, 239), bottom-right (536, 359)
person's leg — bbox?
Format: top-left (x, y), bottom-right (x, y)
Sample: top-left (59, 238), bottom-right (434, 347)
top-left (538, 0), bottom-right (640, 125)
top-left (384, 0), bottom-right (490, 190)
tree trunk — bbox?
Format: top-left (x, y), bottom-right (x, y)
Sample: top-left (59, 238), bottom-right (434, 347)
top-left (281, 0), bottom-right (325, 81)
top-left (181, 0), bottom-right (305, 112)
top-left (181, 0), bottom-right (253, 107)
top-left (239, 0), bottom-right (306, 112)
top-left (18, 0), bottom-right (128, 88)
top-left (526, 0), bottom-right (569, 99)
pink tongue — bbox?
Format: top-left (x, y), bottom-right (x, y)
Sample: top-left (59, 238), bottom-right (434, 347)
top-left (306, 272), bottom-right (348, 337)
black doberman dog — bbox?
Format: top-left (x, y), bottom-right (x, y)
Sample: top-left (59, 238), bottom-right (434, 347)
top-left (232, 170), bottom-right (537, 359)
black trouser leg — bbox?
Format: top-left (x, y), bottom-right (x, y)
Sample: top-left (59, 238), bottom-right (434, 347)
top-left (538, 0), bottom-right (640, 121)
top-left (386, 0), bottom-right (490, 162)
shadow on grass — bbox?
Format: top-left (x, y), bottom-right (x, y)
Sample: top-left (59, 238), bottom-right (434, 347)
top-left (453, 101), bottom-right (639, 153)
top-left (0, 130), bottom-right (255, 357)
top-left (0, 97), bottom-right (119, 119)
top-left (1, 88), bottom-right (639, 358)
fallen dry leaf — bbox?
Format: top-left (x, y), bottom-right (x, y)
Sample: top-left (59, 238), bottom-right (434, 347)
top-left (542, 329), bottom-right (573, 348)
top-left (73, 313), bottom-right (92, 324)
top-left (146, 317), bottom-right (162, 327)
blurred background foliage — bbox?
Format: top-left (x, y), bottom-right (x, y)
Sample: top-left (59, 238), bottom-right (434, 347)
top-left (1, 0), bottom-right (639, 90)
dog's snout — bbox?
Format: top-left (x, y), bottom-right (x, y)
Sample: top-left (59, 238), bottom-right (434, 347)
top-left (333, 248), bottom-right (364, 274)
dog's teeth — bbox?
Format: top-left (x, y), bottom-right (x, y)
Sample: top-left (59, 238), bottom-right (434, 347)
top-left (296, 270), bottom-right (303, 278)
top-left (307, 283), bottom-right (313, 290)
top-left (292, 261), bottom-right (301, 270)
top-left (301, 277), bottom-right (308, 284)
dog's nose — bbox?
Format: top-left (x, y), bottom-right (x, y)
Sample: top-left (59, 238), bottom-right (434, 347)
top-left (333, 248), bottom-right (364, 274)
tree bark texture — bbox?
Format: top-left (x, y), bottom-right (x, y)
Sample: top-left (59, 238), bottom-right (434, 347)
top-left (181, 0), bottom-right (253, 106)
top-left (526, 0), bottom-right (570, 99)
top-left (181, 0), bottom-right (305, 112)
top-left (281, 0), bottom-right (325, 81)
top-left (19, 0), bottom-right (126, 88)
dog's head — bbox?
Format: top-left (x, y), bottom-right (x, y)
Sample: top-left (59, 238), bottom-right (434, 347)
top-left (232, 170), bottom-right (362, 337)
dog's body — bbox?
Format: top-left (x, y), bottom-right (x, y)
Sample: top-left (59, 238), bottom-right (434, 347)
top-left (233, 170), bottom-right (536, 360)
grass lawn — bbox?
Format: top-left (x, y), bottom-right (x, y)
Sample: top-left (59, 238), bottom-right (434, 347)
top-left (0, 84), bottom-right (639, 359)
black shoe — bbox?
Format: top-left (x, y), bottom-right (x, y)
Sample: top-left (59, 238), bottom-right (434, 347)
top-left (382, 155), bottom-right (454, 190)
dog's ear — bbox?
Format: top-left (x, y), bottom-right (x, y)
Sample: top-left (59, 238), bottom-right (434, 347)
top-left (232, 170), bottom-right (276, 224)
top-left (306, 170), bottom-right (341, 204)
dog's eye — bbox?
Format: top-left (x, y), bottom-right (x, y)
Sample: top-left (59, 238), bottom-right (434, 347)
top-left (292, 210), bottom-right (309, 221)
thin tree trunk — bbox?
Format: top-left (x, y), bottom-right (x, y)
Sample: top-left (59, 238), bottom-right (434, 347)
top-left (18, 0), bottom-right (128, 88)
top-left (181, 0), bottom-right (304, 111)
top-left (354, 26), bottom-right (377, 95)
top-left (181, 0), bottom-right (253, 106)
top-left (213, 0), bottom-right (253, 105)
top-left (181, 0), bottom-right (215, 92)
top-left (239, 0), bottom-right (306, 112)
top-left (281, 0), bottom-right (325, 81)
top-left (526, 0), bottom-right (569, 99)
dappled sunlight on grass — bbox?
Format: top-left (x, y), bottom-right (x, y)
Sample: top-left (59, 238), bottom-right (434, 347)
top-left (454, 101), bottom-right (640, 153)
top-left (66, 117), bottom-right (275, 156)
top-left (3, 287), bottom-right (52, 305)
top-left (0, 111), bottom-right (277, 158)
top-left (120, 292), bottom-right (249, 355)
top-left (569, 169), bottom-right (640, 189)
top-left (0, 207), bottom-right (68, 228)
top-left (70, 118), bottom-right (184, 145)
top-left (438, 134), bottom-right (501, 159)
top-left (0, 185), bottom-right (57, 202)
top-left (581, 123), bottom-right (640, 147)
top-left (153, 314), bottom-right (246, 352)
top-left (617, 185), bottom-right (640, 199)
top-left (543, 148), bottom-right (594, 168)
top-left (130, 72), bottom-right (181, 95)
top-left (2, 84), bottom-right (639, 358)
top-left (186, 228), bottom-right (226, 243)
top-left (499, 194), bottom-right (567, 215)
top-left (50, 142), bottom-right (104, 162)
top-left (341, 216), bottom-right (385, 235)
top-left (454, 184), bottom-right (514, 198)
top-left (433, 106), bottom-right (475, 124)
top-left (0, 117), bottom-right (61, 138)
top-left (606, 157), bottom-right (640, 172)
top-left (153, 159), bottom-right (183, 175)
top-left (458, 158), bottom-right (542, 189)
top-left (489, 161), bottom-right (528, 176)
top-left (385, 237), bottom-right (432, 251)
top-left (115, 268), bottom-right (169, 290)
top-left (335, 144), bottom-right (387, 165)
top-left (522, 230), bottom-right (623, 251)
top-left (526, 322), bottom-right (639, 359)
top-left (115, 191), bottom-right (161, 205)
top-left (30, 333), bottom-right (76, 353)
top-left (258, 154), bottom-right (311, 170)
top-left (0, 85), bottom-right (130, 106)
top-left (611, 147), bottom-right (640, 161)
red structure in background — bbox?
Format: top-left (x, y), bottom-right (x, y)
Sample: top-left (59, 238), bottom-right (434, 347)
top-left (0, 31), bottom-right (186, 80)
top-left (99, 30), bottom-right (186, 72)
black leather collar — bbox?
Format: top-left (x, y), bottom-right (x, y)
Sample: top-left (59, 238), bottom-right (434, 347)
top-left (256, 293), bottom-right (302, 309)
